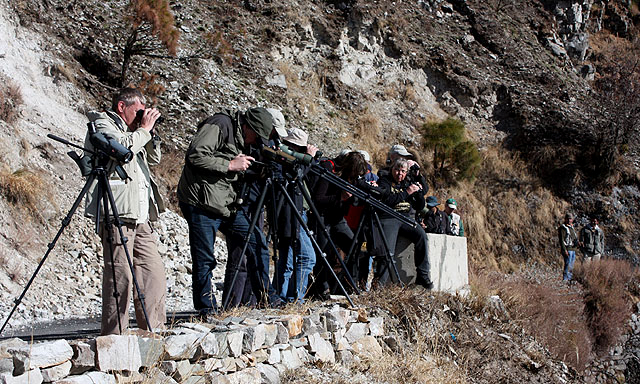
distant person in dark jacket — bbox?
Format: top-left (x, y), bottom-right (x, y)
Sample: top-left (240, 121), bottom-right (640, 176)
top-left (580, 216), bottom-right (604, 262)
top-left (558, 212), bottom-right (580, 281)
top-left (422, 196), bottom-right (449, 234)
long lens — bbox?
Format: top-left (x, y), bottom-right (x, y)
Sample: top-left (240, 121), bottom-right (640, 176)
top-left (89, 131), bottom-right (133, 163)
top-left (278, 144), bottom-right (314, 165)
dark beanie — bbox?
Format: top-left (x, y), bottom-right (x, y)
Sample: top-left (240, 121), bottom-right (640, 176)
top-left (244, 107), bottom-right (273, 140)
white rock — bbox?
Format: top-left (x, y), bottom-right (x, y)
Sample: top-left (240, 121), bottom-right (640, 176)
top-left (95, 335), bottom-right (142, 372)
top-left (41, 360), bottom-right (72, 382)
top-left (307, 333), bottom-right (335, 363)
top-left (11, 339), bottom-right (73, 373)
top-left (226, 367), bottom-right (262, 384)
top-left (0, 368), bottom-right (43, 384)
top-left (54, 371), bottom-right (116, 384)
top-left (163, 333), bottom-right (201, 360)
top-left (344, 323), bottom-right (368, 344)
top-left (368, 317), bottom-right (384, 337)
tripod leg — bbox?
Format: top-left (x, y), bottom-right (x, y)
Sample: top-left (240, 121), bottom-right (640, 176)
top-left (0, 174), bottom-right (96, 335)
top-left (279, 182), bottom-right (357, 307)
top-left (222, 179), bottom-right (272, 311)
top-left (342, 210), bottom-right (367, 283)
top-left (100, 205), bottom-right (125, 335)
top-left (372, 211), bottom-right (404, 287)
top-left (298, 179), bottom-right (361, 297)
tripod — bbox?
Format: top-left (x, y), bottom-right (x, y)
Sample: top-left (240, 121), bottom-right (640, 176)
top-left (0, 134), bottom-right (152, 335)
top-left (342, 203), bottom-right (404, 288)
top-left (222, 162), bottom-right (358, 310)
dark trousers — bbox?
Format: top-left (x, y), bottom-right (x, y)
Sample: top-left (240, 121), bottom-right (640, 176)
top-left (376, 217), bottom-right (431, 285)
top-left (180, 202), bottom-right (276, 314)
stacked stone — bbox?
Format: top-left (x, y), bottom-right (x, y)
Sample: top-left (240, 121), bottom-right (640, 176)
top-left (583, 303), bottom-right (640, 384)
top-left (0, 304), bottom-right (386, 383)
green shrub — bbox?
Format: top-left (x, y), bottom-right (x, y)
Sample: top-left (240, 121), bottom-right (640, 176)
top-left (420, 117), bottom-right (481, 185)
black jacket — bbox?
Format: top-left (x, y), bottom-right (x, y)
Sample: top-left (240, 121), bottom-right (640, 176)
top-left (423, 208), bottom-right (450, 234)
top-left (377, 172), bottom-right (425, 218)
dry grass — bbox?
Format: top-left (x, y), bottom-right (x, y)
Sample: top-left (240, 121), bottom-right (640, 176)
top-left (574, 259), bottom-right (638, 353)
top-left (0, 75), bottom-right (23, 124)
top-left (352, 287), bottom-right (469, 383)
top-left (455, 147), bottom-right (567, 270)
top-left (277, 61), bottom-right (321, 116)
top-left (0, 166), bottom-right (51, 222)
top-left (471, 262), bottom-right (640, 372)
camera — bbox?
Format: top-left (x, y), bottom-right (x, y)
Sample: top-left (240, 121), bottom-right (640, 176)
top-left (407, 163), bottom-right (420, 181)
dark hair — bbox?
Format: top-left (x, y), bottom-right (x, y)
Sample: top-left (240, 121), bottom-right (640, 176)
top-left (111, 88), bottom-right (145, 111)
top-left (336, 152), bottom-right (367, 182)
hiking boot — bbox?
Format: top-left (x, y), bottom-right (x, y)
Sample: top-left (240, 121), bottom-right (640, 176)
top-left (415, 276), bottom-right (434, 290)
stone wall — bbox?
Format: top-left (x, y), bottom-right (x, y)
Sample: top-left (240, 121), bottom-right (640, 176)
top-left (0, 305), bottom-right (387, 384)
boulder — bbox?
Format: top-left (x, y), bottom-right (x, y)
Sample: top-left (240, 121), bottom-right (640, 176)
top-left (278, 315), bottom-right (303, 338)
top-left (163, 333), bottom-right (201, 360)
top-left (351, 336), bottom-right (383, 358)
top-left (306, 333), bottom-right (335, 363)
top-left (0, 368), bottom-right (43, 384)
top-left (55, 371), bottom-right (116, 384)
top-left (11, 339), bottom-right (73, 373)
top-left (226, 367), bottom-right (262, 384)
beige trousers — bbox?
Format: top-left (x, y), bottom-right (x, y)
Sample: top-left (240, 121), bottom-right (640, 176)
top-left (100, 221), bottom-right (166, 335)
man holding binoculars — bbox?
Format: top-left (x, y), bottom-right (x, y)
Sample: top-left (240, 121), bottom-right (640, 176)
top-left (84, 87), bottom-right (166, 335)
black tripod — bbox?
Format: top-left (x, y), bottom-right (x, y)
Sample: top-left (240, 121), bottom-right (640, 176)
top-left (222, 162), bottom-right (358, 310)
top-left (342, 203), bottom-right (404, 287)
top-left (0, 133), bottom-right (152, 335)
top-left (306, 164), bottom-right (416, 288)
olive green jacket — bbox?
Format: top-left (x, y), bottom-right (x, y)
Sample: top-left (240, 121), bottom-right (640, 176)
top-left (84, 110), bottom-right (165, 222)
top-left (177, 112), bottom-right (244, 217)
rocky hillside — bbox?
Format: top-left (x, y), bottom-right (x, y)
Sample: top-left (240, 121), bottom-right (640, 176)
top-left (1, 0), bottom-right (640, 381)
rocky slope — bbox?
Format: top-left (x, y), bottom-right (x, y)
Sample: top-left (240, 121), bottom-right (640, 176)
top-left (1, 0), bottom-right (640, 382)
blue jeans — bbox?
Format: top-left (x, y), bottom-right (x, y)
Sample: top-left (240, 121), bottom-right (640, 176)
top-left (274, 211), bottom-right (316, 302)
top-left (180, 202), bottom-right (276, 313)
top-left (563, 250), bottom-right (576, 280)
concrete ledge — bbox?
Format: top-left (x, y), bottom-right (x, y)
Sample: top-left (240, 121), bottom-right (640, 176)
top-left (395, 234), bottom-right (469, 293)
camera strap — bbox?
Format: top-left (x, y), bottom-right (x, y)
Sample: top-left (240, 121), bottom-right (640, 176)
top-left (105, 110), bottom-right (127, 133)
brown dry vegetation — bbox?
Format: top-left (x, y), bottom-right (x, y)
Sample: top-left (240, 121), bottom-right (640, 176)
top-left (0, 165), bottom-right (51, 223)
top-left (151, 145), bottom-right (184, 213)
top-left (472, 259), bottom-right (640, 372)
top-left (574, 259), bottom-right (639, 353)
top-left (0, 75), bottom-right (23, 124)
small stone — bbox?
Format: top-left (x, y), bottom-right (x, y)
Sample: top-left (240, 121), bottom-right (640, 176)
top-left (41, 360), bottom-right (72, 382)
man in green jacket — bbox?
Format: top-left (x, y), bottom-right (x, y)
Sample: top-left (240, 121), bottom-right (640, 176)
top-left (177, 107), bottom-right (281, 317)
top-left (580, 216), bottom-right (604, 262)
top-left (85, 87), bottom-right (166, 335)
